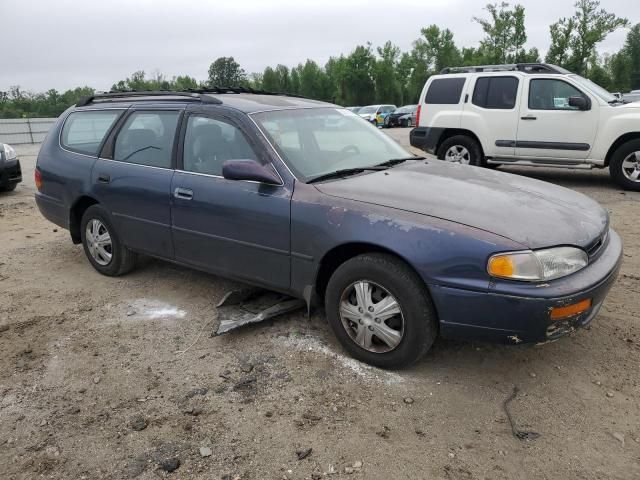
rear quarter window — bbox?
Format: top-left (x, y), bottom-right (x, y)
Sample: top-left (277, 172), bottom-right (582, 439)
top-left (61, 110), bottom-right (122, 155)
top-left (425, 78), bottom-right (466, 104)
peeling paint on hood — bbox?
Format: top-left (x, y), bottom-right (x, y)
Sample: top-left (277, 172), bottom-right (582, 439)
top-left (315, 161), bottom-right (608, 249)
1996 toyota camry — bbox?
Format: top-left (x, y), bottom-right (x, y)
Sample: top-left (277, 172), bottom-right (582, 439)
top-left (35, 90), bottom-right (622, 368)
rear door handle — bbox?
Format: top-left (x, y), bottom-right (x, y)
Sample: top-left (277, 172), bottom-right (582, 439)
top-left (521, 116), bottom-right (537, 120)
top-left (97, 173), bottom-right (111, 183)
top-left (174, 187), bottom-right (193, 200)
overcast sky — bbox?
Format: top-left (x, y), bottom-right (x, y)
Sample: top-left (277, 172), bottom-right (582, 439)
top-left (1, 0), bottom-right (637, 92)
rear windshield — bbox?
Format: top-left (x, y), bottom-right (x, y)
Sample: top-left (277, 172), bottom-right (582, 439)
top-left (425, 78), bottom-right (466, 104)
top-left (61, 110), bottom-right (122, 155)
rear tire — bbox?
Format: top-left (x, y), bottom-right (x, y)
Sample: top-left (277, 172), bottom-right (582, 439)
top-left (1, 183), bottom-right (17, 192)
top-left (437, 135), bottom-right (483, 166)
top-left (325, 253), bottom-right (438, 369)
top-left (609, 139), bottom-right (640, 191)
top-left (80, 205), bottom-right (137, 276)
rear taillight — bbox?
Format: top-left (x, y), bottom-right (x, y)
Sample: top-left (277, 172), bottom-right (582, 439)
top-left (35, 168), bottom-right (42, 190)
top-left (415, 104), bottom-right (422, 126)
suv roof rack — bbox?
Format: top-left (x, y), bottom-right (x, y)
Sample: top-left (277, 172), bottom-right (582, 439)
top-left (439, 63), bottom-right (569, 75)
top-left (76, 86), bottom-right (309, 107)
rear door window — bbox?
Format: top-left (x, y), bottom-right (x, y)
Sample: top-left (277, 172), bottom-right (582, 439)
top-left (113, 111), bottom-right (180, 168)
top-left (425, 78), bottom-right (466, 104)
top-left (61, 110), bottom-right (122, 155)
top-left (472, 76), bottom-right (519, 109)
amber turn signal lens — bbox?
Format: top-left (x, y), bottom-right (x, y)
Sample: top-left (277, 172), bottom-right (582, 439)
top-left (550, 298), bottom-right (592, 320)
top-left (488, 255), bottom-right (514, 277)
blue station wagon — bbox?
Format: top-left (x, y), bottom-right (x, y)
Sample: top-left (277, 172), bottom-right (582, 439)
top-left (35, 89), bottom-right (622, 368)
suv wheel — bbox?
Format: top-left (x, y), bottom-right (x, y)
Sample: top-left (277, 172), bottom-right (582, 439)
top-left (325, 253), bottom-right (438, 369)
top-left (438, 135), bottom-right (483, 166)
top-left (80, 205), bottom-right (137, 276)
top-left (609, 139), bottom-right (640, 191)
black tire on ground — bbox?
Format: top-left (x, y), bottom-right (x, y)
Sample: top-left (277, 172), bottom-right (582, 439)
top-left (437, 135), bottom-right (484, 167)
top-left (325, 253), bottom-right (438, 369)
top-left (1, 183), bottom-right (17, 192)
top-left (609, 139), bottom-right (640, 192)
top-left (80, 204), bottom-right (137, 276)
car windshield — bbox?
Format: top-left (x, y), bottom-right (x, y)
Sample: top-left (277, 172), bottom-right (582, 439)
top-left (395, 105), bottom-right (416, 114)
top-left (569, 74), bottom-right (617, 103)
top-left (252, 107), bottom-right (412, 181)
top-left (358, 106), bottom-right (377, 114)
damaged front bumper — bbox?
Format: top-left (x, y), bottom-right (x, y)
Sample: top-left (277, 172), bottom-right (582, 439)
top-left (431, 229), bottom-right (623, 345)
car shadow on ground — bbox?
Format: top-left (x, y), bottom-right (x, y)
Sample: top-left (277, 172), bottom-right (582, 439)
top-left (498, 165), bottom-right (620, 191)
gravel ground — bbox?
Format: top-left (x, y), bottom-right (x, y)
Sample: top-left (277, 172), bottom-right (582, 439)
top-left (1, 132), bottom-right (639, 480)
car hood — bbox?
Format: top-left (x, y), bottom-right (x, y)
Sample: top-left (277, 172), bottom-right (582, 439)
top-left (314, 161), bottom-right (608, 249)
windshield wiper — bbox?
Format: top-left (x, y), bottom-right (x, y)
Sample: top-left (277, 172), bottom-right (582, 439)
top-left (307, 166), bottom-right (386, 184)
top-left (376, 155), bottom-right (425, 167)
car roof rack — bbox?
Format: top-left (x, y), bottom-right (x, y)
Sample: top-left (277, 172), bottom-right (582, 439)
top-left (76, 86), bottom-right (309, 107)
top-left (439, 63), bottom-right (570, 75)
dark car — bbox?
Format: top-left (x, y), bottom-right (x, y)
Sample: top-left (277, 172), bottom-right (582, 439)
top-left (0, 143), bottom-right (22, 192)
top-left (35, 90), bottom-right (622, 368)
top-left (384, 105), bottom-right (418, 128)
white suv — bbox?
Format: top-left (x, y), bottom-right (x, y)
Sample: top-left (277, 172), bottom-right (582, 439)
top-left (410, 63), bottom-right (640, 191)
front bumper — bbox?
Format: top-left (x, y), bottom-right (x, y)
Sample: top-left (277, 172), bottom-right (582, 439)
top-left (430, 229), bottom-right (623, 344)
top-left (0, 159), bottom-right (22, 188)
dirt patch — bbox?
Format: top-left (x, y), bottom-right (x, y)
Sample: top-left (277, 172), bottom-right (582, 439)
top-left (1, 140), bottom-right (639, 479)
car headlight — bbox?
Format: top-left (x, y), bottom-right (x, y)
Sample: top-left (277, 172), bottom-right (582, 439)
top-left (2, 143), bottom-right (17, 160)
top-left (488, 246), bottom-right (588, 281)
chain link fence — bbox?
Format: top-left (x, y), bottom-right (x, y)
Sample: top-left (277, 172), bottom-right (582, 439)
top-left (0, 118), bottom-right (56, 145)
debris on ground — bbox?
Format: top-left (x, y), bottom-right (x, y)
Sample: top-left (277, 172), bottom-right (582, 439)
top-left (295, 447), bottom-right (312, 460)
top-left (214, 288), bottom-right (305, 335)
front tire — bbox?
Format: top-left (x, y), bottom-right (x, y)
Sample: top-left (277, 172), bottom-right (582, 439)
top-left (80, 205), bottom-right (137, 276)
top-left (609, 139), bottom-right (640, 191)
top-left (325, 253), bottom-right (438, 369)
top-left (437, 135), bottom-right (483, 166)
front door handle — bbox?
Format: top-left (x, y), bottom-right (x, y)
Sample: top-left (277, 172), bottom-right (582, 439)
top-left (521, 116), bottom-right (537, 120)
top-left (174, 187), bottom-right (193, 200)
top-left (97, 173), bottom-right (111, 183)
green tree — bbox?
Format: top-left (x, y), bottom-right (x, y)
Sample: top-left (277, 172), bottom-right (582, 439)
top-left (546, 0), bottom-right (628, 75)
top-left (172, 75), bottom-right (198, 91)
top-left (207, 57), bottom-right (246, 86)
top-left (414, 25), bottom-right (462, 71)
top-left (473, 2), bottom-right (526, 64)
top-left (373, 41), bottom-right (402, 104)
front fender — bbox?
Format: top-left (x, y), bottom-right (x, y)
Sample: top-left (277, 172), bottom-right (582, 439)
top-left (290, 183), bottom-right (524, 298)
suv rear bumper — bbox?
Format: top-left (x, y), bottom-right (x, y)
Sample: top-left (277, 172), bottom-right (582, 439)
top-left (430, 228), bottom-right (622, 345)
top-left (409, 127), bottom-right (444, 155)
top-left (0, 159), bottom-right (22, 188)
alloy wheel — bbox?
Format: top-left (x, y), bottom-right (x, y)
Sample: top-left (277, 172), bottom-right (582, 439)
top-left (621, 151), bottom-right (640, 182)
top-left (444, 145), bottom-right (471, 164)
top-left (339, 280), bottom-right (405, 353)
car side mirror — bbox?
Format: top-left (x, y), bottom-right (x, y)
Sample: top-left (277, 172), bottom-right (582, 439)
top-left (568, 96), bottom-right (588, 110)
top-left (222, 159), bottom-right (281, 185)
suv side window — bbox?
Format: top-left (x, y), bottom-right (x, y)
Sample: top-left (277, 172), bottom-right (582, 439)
top-left (183, 115), bottom-right (257, 176)
top-left (529, 79), bottom-right (586, 110)
top-left (113, 111), bottom-right (180, 168)
top-left (472, 76), bottom-right (519, 109)
top-left (61, 110), bottom-right (122, 155)
top-left (425, 78), bottom-right (466, 104)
